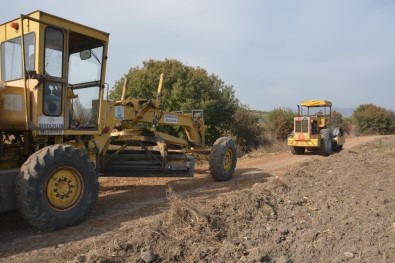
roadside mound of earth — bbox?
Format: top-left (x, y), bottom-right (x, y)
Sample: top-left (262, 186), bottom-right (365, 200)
top-left (70, 136), bottom-right (395, 263)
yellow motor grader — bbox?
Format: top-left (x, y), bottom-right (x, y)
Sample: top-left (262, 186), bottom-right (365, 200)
top-left (287, 100), bottom-right (345, 156)
top-left (0, 11), bottom-right (237, 231)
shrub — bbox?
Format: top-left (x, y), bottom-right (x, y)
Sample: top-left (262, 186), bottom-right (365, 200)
top-left (352, 104), bottom-right (394, 135)
top-left (266, 108), bottom-right (296, 140)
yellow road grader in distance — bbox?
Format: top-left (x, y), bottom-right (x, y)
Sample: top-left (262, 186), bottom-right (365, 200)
top-left (287, 100), bottom-right (345, 156)
top-left (0, 11), bottom-right (237, 231)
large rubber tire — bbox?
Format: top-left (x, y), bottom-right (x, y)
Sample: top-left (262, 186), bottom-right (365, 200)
top-left (15, 145), bottom-right (99, 231)
top-left (291, 146), bottom-right (305, 155)
top-left (319, 129), bottom-right (333, 156)
top-left (209, 137), bottom-right (237, 182)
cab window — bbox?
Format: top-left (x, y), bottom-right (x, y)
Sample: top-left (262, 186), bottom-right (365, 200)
top-left (68, 32), bottom-right (103, 128)
top-left (43, 28), bottom-right (64, 116)
top-left (43, 82), bottom-right (62, 116)
top-left (44, 27), bottom-right (63, 77)
top-left (1, 33), bottom-right (35, 81)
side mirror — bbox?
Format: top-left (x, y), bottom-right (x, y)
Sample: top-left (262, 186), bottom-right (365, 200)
top-left (80, 50), bottom-right (92, 60)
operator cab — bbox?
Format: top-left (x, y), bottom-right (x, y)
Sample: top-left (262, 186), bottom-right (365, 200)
top-left (0, 11), bottom-right (109, 134)
top-left (296, 100), bottom-right (332, 135)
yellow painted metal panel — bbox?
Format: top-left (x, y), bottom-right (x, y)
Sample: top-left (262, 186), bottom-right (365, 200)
top-left (301, 100), bottom-right (332, 107)
top-left (0, 85), bottom-right (26, 129)
top-left (1, 11), bottom-right (109, 41)
top-left (154, 131), bottom-right (189, 146)
top-left (32, 11), bottom-right (108, 41)
top-left (288, 137), bottom-right (319, 147)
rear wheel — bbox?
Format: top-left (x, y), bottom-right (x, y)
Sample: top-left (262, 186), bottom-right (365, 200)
top-left (15, 145), bottom-right (99, 231)
top-left (332, 143), bottom-right (343, 152)
top-left (209, 137), bottom-right (237, 182)
top-left (291, 146), bottom-right (305, 155)
top-left (319, 129), bottom-right (333, 156)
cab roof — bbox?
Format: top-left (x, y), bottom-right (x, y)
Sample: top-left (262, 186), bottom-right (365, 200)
top-left (301, 100), bottom-right (332, 107)
top-left (1, 10), bottom-right (109, 42)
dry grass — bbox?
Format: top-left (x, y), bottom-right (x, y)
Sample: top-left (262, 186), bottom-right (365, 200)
top-left (246, 140), bottom-right (289, 158)
top-left (211, 186), bottom-right (277, 239)
top-left (155, 189), bottom-right (220, 245)
top-left (154, 186), bottom-right (277, 245)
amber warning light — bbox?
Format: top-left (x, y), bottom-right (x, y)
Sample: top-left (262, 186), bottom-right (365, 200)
top-left (10, 22), bottom-right (19, 30)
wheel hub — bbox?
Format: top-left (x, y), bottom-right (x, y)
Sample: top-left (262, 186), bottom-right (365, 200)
top-left (223, 149), bottom-right (232, 172)
top-left (46, 168), bottom-right (83, 210)
top-left (55, 178), bottom-right (73, 197)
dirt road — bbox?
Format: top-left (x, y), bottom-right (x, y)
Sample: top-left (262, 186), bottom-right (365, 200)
top-left (0, 135), bottom-right (392, 262)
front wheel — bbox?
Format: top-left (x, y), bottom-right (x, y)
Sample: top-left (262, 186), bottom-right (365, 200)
top-left (291, 146), bottom-right (305, 155)
top-left (209, 137), bottom-right (237, 182)
top-left (15, 145), bottom-right (99, 231)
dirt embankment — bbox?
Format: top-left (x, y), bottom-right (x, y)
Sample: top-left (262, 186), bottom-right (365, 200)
top-left (0, 135), bottom-right (394, 262)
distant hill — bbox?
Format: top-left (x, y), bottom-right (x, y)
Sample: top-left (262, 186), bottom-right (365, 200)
top-left (333, 107), bottom-right (355, 117)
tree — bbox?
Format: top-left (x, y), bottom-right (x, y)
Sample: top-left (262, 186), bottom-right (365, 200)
top-left (331, 110), bottom-right (353, 135)
top-left (352, 104), bottom-right (394, 135)
top-left (331, 110), bottom-right (344, 128)
top-left (266, 107), bottom-right (296, 140)
top-left (110, 59), bottom-right (239, 144)
top-left (389, 110), bottom-right (395, 133)
top-left (231, 104), bottom-right (263, 153)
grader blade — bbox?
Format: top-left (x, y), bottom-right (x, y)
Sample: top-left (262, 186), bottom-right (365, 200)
top-left (102, 150), bottom-right (195, 177)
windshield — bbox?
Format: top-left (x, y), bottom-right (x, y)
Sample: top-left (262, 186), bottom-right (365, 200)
top-left (68, 46), bottom-right (103, 84)
top-left (303, 106), bottom-right (330, 116)
top-left (70, 87), bottom-right (100, 128)
top-left (67, 32), bottom-right (104, 129)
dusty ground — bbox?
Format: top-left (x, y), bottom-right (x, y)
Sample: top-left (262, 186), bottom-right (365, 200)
top-left (0, 135), bottom-right (394, 262)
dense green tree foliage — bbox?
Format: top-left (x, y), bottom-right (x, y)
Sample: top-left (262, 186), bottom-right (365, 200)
top-left (352, 104), bottom-right (395, 135)
top-left (110, 59), bottom-right (238, 144)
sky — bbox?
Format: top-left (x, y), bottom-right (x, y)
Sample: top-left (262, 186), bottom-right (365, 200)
top-left (2, 0), bottom-right (395, 112)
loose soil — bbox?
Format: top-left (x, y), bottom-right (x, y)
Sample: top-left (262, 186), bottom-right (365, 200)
top-left (0, 135), bottom-right (394, 263)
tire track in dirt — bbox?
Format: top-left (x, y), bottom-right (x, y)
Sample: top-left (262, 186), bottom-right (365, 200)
top-left (0, 135), bottom-right (384, 260)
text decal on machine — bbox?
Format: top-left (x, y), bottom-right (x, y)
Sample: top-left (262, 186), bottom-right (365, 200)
top-left (114, 106), bottom-right (124, 120)
top-left (164, 114), bottom-right (178, 124)
top-left (38, 116), bottom-right (64, 135)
